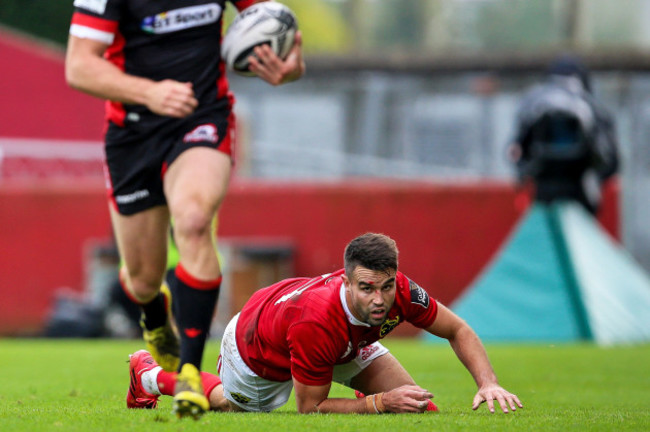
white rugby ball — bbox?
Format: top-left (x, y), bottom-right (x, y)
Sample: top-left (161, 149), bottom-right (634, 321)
top-left (221, 2), bottom-right (298, 76)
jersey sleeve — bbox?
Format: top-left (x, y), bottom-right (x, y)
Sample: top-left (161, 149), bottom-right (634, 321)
top-left (287, 322), bottom-right (340, 386)
top-left (397, 272), bottom-right (438, 329)
top-left (70, 0), bottom-right (121, 44)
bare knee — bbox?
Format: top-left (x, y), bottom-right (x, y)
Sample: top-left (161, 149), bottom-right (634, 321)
top-left (122, 265), bottom-right (165, 302)
top-left (172, 204), bottom-right (214, 243)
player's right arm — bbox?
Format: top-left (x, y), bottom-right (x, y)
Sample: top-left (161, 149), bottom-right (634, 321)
top-left (65, 15), bottom-right (197, 118)
top-left (425, 302), bottom-right (522, 413)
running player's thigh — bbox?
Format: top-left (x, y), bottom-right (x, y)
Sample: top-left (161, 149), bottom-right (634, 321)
top-left (349, 352), bottom-right (416, 395)
top-left (110, 204), bottom-right (170, 284)
top-left (163, 147), bottom-right (231, 215)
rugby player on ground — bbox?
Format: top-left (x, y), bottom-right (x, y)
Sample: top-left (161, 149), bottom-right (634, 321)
top-left (126, 233), bottom-right (522, 414)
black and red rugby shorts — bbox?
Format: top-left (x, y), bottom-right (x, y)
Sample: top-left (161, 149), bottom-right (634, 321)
top-left (104, 102), bottom-right (236, 215)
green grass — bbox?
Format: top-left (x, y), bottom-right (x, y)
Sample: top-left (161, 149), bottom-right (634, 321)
top-left (0, 338), bottom-right (648, 431)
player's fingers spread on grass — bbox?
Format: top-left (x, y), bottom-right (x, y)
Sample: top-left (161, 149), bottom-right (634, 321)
top-left (472, 391), bottom-right (496, 413)
top-left (471, 393), bottom-right (483, 410)
top-left (505, 392), bottom-right (522, 410)
top-left (486, 397), bottom-right (496, 413)
top-left (495, 394), bottom-right (509, 413)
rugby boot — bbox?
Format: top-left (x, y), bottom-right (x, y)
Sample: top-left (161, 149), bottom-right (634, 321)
top-left (172, 363), bottom-right (210, 419)
top-left (141, 283), bottom-right (180, 372)
top-left (127, 350), bottom-right (161, 409)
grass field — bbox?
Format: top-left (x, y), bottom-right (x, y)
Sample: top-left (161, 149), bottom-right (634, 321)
top-left (1, 338), bottom-right (648, 431)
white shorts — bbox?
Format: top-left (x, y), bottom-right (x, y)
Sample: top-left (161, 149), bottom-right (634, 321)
top-left (218, 313), bottom-right (389, 412)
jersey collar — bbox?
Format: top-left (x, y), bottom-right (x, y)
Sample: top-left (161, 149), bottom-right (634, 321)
top-left (339, 283), bottom-right (370, 327)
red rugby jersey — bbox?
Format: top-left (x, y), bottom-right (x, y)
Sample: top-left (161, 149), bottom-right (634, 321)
top-left (235, 269), bottom-right (438, 386)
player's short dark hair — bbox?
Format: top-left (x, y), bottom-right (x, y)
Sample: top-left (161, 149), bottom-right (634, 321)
top-left (344, 233), bottom-right (399, 276)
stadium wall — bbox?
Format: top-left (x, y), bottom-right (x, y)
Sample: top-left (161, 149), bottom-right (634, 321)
top-left (0, 180), bottom-right (619, 336)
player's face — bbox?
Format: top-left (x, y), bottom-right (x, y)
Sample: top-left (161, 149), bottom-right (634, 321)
top-left (344, 266), bottom-right (397, 326)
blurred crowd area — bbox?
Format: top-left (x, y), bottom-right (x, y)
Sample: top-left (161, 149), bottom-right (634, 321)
top-left (4, 0), bottom-right (650, 55)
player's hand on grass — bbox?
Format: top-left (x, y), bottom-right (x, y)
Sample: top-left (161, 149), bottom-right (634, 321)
top-left (145, 80), bottom-right (198, 118)
top-left (472, 384), bottom-right (522, 414)
top-left (249, 31), bottom-right (305, 86)
top-left (382, 385), bottom-right (434, 413)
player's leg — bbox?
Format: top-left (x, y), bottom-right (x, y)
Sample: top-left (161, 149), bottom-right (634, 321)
top-left (112, 205), bottom-right (180, 372)
top-left (126, 349), bottom-right (231, 411)
top-left (163, 147), bottom-right (231, 418)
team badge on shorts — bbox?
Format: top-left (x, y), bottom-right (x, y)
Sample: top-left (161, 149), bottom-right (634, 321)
top-left (184, 124), bottom-right (219, 144)
top-left (230, 392), bottom-right (251, 404)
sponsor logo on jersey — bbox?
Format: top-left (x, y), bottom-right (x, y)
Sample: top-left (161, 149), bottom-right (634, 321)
top-left (73, 0), bottom-right (108, 15)
top-left (379, 316), bottom-right (399, 338)
top-left (183, 124), bottom-right (218, 144)
top-left (115, 189), bottom-right (150, 204)
top-left (230, 392), bottom-right (251, 404)
top-left (359, 344), bottom-right (379, 361)
top-left (141, 3), bottom-right (221, 34)
top-left (409, 280), bottom-right (430, 308)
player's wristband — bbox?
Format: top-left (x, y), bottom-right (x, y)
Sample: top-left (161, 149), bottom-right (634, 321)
top-left (375, 392), bottom-right (386, 413)
top-left (366, 393), bottom-right (385, 414)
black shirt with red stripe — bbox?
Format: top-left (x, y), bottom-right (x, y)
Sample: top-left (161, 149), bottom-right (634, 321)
top-left (70, 0), bottom-right (255, 127)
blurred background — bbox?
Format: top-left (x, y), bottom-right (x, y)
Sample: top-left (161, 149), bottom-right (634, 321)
top-left (1, 0), bottom-right (650, 340)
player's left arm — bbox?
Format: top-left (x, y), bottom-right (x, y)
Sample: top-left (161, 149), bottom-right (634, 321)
top-left (425, 302), bottom-right (523, 414)
top-left (292, 380), bottom-right (364, 413)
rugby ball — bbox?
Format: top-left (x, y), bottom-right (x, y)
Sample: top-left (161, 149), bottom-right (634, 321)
top-left (221, 2), bottom-right (298, 76)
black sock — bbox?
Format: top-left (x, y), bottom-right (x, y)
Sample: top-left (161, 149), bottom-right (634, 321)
top-left (169, 266), bottom-right (221, 371)
top-left (140, 292), bottom-right (167, 330)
